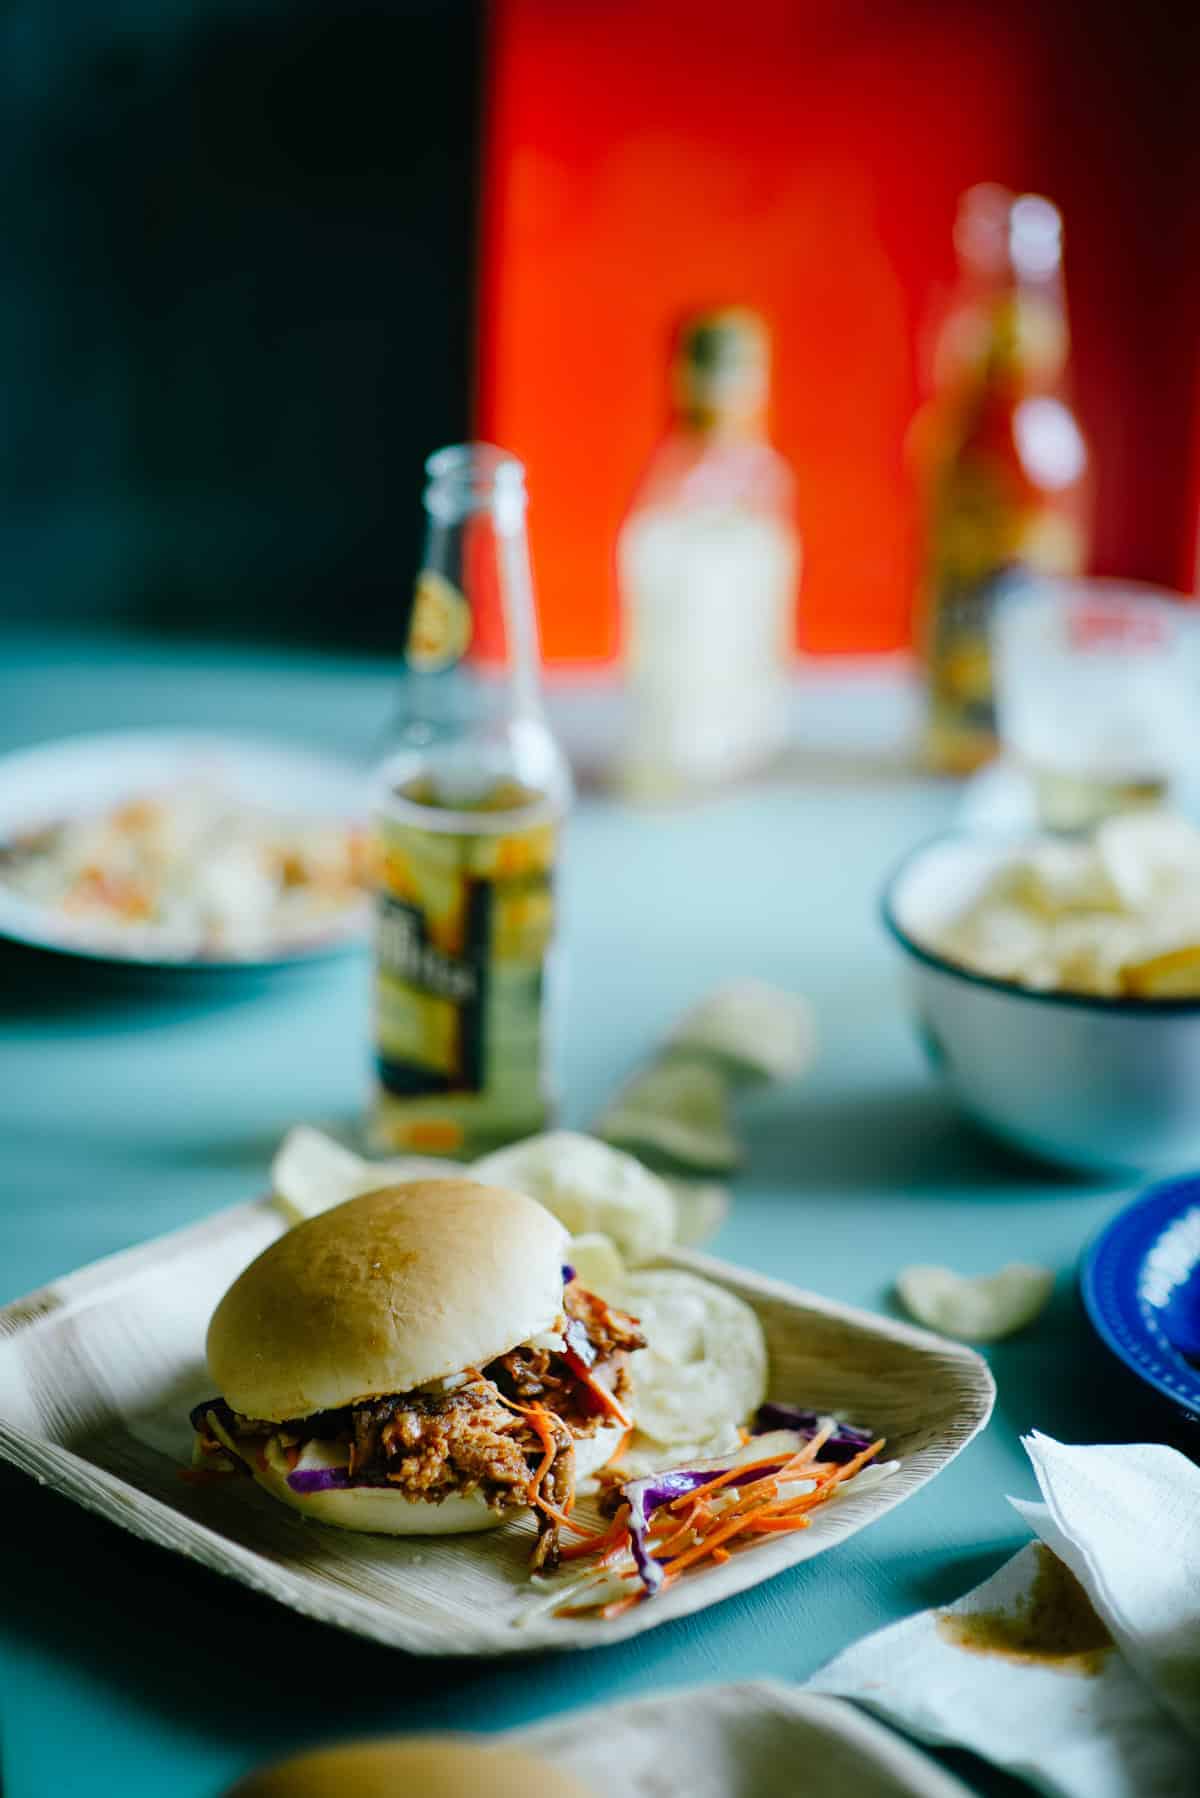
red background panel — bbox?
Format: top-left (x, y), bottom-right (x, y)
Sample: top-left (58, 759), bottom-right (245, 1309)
top-left (477, 0), bottom-right (1200, 662)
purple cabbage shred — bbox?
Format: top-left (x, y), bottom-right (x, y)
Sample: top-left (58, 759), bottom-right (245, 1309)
top-left (752, 1402), bottom-right (874, 1464)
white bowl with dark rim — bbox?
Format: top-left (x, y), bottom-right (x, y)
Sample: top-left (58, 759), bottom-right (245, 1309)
top-left (882, 832), bottom-right (1200, 1176)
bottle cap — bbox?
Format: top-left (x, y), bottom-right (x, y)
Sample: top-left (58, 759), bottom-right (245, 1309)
top-left (1009, 194), bottom-right (1063, 280)
top-left (953, 184), bottom-right (1016, 278)
top-left (424, 443), bottom-right (526, 525)
top-left (674, 308), bottom-right (770, 430)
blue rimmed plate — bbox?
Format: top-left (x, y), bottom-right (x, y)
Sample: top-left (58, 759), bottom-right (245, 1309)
top-left (1080, 1174), bottom-right (1200, 1417)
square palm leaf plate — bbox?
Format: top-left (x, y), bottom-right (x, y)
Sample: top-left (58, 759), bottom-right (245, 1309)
top-left (0, 1199), bottom-right (994, 1654)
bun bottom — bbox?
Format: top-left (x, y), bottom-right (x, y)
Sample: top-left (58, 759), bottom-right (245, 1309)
top-left (234, 1418), bottom-right (628, 1536)
top-left (247, 1454), bottom-right (505, 1535)
top-left (572, 1422), bottom-right (625, 1483)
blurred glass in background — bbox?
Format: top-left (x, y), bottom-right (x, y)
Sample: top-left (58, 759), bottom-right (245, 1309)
top-left (992, 579), bottom-right (1199, 832)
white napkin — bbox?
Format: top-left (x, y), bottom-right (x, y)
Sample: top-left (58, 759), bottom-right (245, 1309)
top-left (807, 1432), bottom-right (1200, 1798)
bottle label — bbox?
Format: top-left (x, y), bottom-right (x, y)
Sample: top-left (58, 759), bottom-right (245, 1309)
top-left (370, 801), bottom-right (557, 1155)
top-left (407, 569), bottom-right (472, 672)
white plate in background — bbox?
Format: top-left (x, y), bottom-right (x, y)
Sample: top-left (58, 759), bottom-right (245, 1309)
top-left (0, 729), bottom-right (368, 972)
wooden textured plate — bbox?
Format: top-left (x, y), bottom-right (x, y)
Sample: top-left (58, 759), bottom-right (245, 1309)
top-left (0, 1200), bottom-right (994, 1655)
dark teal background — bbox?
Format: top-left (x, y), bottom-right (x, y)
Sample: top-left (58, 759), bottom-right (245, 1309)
top-left (0, 1), bottom-right (479, 647)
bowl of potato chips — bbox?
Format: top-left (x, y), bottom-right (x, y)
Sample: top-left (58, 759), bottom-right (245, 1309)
top-left (882, 811), bottom-right (1200, 1174)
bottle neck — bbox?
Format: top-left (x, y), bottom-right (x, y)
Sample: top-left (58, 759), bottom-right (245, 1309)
top-left (675, 400), bottom-right (768, 443)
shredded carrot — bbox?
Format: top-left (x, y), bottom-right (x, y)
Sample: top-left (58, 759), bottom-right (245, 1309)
top-left (558, 1503), bottom-right (632, 1562)
top-left (648, 1502), bottom-right (712, 1557)
top-left (554, 1587), bottom-right (641, 1621)
top-left (667, 1450), bottom-right (812, 1513)
top-left (523, 1404), bottom-right (558, 1496)
top-left (542, 1427), bottom-right (888, 1620)
top-left (759, 1440), bottom-right (884, 1519)
top-left (599, 1592), bottom-right (644, 1620)
top-left (741, 1514), bottom-right (813, 1534)
top-left (660, 1506), bottom-right (771, 1578)
top-left (601, 1426), bottom-right (634, 1470)
top-left (572, 1364), bottom-right (633, 1428)
top-left (788, 1420), bottom-right (836, 1465)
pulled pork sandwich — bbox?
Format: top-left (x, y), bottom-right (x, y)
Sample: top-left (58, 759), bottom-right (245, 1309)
top-left (190, 1179), bottom-right (645, 1568)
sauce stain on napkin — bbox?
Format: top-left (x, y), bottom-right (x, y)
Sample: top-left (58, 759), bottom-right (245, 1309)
top-left (937, 1545), bottom-right (1114, 1676)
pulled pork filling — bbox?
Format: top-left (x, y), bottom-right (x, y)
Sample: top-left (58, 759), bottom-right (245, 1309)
top-left (191, 1280), bottom-right (645, 1570)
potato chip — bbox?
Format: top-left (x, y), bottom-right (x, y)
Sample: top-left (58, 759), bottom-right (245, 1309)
top-left (271, 1127), bottom-right (368, 1223)
top-left (1097, 809), bottom-right (1200, 912)
top-left (896, 1261), bottom-right (1053, 1342)
top-left (271, 1126), bottom-right (457, 1224)
top-left (930, 810), bottom-right (1200, 998)
top-left (473, 1131), bottom-right (676, 1265)
top-left (1121, 943), bottom-right (1200, 998)
top-left (1009, 839), bottom-right (1123, 917)
top-left (597, 1061), bottom-right (741, 1173)
top-left (621, 1268), bottom-right (767, 1447)
top-left (663, 1179), bottom-right (730, 1249)
top-left (563, 1231), bottom-right (627, 1303)
top-left (667, 980), bottom-right (817, 1084)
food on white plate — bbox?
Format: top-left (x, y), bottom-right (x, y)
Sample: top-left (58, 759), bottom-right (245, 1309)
top-left (473, 1130), bottom-right (677, 1264)
top-left (929, 810), bottom-right (1200, 997)
top-left (227, 1737), bottom-right (594, 1798)
top-left (270, 1125), bottom-right (451, 1225)
top-left (596, 1059), bottom-right (741, 1172)
top-left (188, 1181), bottom-right (646, 1568)
top-left (896, 1262), bottom-right (1054, 1342)
top-left (667, 979), bottom-right (818, 1084)
top-left (0, 781), bottom-right (365, 960)
top-left (524, 1412), bottom-right (895, 1623)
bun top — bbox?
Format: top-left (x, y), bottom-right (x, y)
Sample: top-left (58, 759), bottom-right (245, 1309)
top-left (226, 1737), bottom-right (594, 1798)
top-left (207, 1180), bottom-right (568, 1420)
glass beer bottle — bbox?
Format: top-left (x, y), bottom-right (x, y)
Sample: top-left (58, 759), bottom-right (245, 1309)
top-left (368, 444), bottom-right (570, 1157)
top-left (917, 190), bottom-right (1091, 774)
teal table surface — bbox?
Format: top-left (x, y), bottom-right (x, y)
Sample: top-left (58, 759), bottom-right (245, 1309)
top-left (0, 634), bottom-right (1160, 1797)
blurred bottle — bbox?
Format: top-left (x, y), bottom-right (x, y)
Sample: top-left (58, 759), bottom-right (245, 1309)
top-left (617, 308), bottom-right (800, 798)
top-left (916, 188), bottom-right (1091, 774)
top-left (369, 444), bottom-right (570, 1158)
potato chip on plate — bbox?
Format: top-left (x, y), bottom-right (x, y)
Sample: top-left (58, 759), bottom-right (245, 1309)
top-left (622, 1267), bottom-right (768, 1448)
top-left (473, 1131), bottom-right (676, 1265)
top-left (271, 1126), bottom-right (454, 1224)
